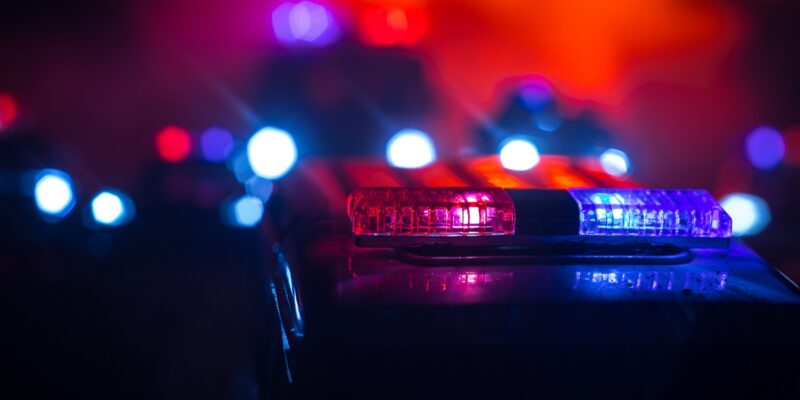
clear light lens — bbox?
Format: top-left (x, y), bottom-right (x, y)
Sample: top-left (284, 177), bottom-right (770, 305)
top-left (247, 127), bottom-right (298, 179)
top-left (569, 189), bottom-right (732, 238)
top-left (499, 138), bottom-right (540, 171)
top-left (386, 129), bottom-right (436, 169)
top-left (33, 169), bottom-right (76, 218)
top-left (348, 188), bottom-right (515, 236)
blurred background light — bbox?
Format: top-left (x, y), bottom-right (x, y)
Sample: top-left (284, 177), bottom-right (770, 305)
top-left (228, 147), bottom-right (255, 183)
top-left (228, 195), bottom-right (264, 228)
top-left (359, 6), bottom-right (429, 46)
top-left (200, 126), bottom-right (234, 163)
top-left (247, 127), bottom-right (298, 179)
top-left (244, 176), bottom-right (274, 203)
top-left (518, 77), bottom-right (554, 111)
top-left (499, 138), bottom-right (540, 171)
top-left (90, 190), bottom-right (134, 227)
top-left (746, 126), bottom-right (785, 170)
top-left (534, 109), bottom-right (562, 132)
top-left (599, 148), bottom-right (630, 177)
top-left (720, 193), bottom-right (771, 236)
top-left (0, 93), bottom-right (17, 131)
top-left (33, 169), bottom-right (76, 218)
top-left (386, 129), bottom-right (436, 168)
top-left (272, 1), bottom-right (339, 46)
top-left (156, 125), bottom-right (192, 163)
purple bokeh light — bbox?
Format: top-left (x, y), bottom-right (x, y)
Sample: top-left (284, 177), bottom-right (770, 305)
top-left (272, 1), bottom-right (340, 46)
top-left (200, 127), bottom-right (234, 163)
top-left (746, 125), bottom-right (785, 170)
top-left (518, 76), bottom-right (554, 111)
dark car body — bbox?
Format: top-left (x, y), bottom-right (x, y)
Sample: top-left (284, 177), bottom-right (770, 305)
top-left (266, 157), bottom-right (800, 399)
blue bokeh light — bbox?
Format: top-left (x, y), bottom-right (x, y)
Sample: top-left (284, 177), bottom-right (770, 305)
top-left (534, 109), bottom-right (562, 132)
top-left (746, 126), bottom-right (785, 170)
top-left (518, 76), bottom-right (553, 111)
top-left (200, 127), bottom-right (234, 163)
top-left (228, 195), bottom-right (264, 228)
top-left (33, 169), bottom-right (76, 218)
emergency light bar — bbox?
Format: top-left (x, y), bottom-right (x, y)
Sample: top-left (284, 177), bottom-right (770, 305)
top-left (347, 188), bottom-right (732, 248)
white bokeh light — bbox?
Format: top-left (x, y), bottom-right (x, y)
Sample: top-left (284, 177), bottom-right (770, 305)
top-left (34, 169), bottom-right (75, 218)
top-left (720, 193), bottom-right (771, 236)
top-left (499, 138), bottom-right (540, 171)
top-left (386, 129), bottom-right (436, 169)
top-left (91, 190), bottom-right (133, 227)
top-left (599, 148), bottom-right (630, 177)
top-left (247, 127), bottom-right (298, 179)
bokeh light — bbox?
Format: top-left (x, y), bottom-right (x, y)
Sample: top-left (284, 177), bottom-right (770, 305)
top-left (200, 126), bottom-right (234, 163)
top-left (359, 6), bottom-right (429, 46)
top-left (226, 195), bottom-right (264, 228)
top-left (247, 127), bottom-right (298, 179)
top-left (599, 148), bottom-right (630, 177)
top-left (156, 125), bottom-right (192, 163)
top-left (518, 77), bottom-right (554, 111)
top-left (90, 190), bottom-right (135, 227)
top-left (746, 126), bottom-right (785, 170)
top-left (272, 1), bottom-right (340, 46)
top-left (386, 129), bottom-right (436, 169)
top-left (499, 137), bottom-right (540, 171)
top-left (245, 176), bottom-right (274, 203)
top-left (0, 93), bottom-right (18, 130)
top-left (720, 193), bottom-right (771, 236)
top-left (33, 169), bottom-right (76, 218)
top-left (534, 109), bottom-right (562, 132)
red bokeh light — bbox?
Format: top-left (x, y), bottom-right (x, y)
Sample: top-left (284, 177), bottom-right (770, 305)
top-left (358, 6), bottom-right (430, 46)
top-left (0, 93), bottom-right (18, 130)
top-left (155, 125), bottom-right (192, 162)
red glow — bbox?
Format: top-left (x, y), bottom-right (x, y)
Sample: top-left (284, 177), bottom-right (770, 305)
top-left (0, 93), bottom-right (18, 130)
top-left (347, 188), bottom-right (515, 236)
top-left (359, 6), bottom-right (429, 46)
top-left (783, 127), bottom-right (800, 167)
top-left (156, 125), bottom-right (192, 162)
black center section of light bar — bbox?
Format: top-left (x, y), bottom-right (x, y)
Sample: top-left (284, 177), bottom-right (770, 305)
top-left (506, 189), bottom-right (579, 236)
